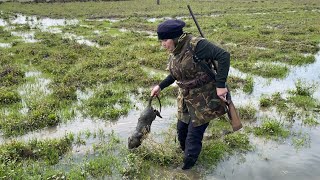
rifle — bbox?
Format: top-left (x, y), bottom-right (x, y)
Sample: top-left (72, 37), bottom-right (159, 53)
top-left (187, 5), bottom-right (242, 131)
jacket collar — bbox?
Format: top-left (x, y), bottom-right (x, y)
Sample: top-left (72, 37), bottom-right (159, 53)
top-left (172, 33), bottom-right (192, 56)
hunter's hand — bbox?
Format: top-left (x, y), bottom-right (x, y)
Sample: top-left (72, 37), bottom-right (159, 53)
top-left (217, 87), bottom-right (228, 102)
top-left (151, 85), bottom-right (161, 97)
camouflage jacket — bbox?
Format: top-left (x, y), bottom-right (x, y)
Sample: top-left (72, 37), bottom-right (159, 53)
top-left (168, 33), bottom-right (227, 126)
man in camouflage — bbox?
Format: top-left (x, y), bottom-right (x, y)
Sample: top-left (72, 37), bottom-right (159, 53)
top-left (151, 19), bottom-right (230, 170)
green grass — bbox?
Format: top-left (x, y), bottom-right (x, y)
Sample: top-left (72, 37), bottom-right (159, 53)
top-left (259, 96), bottom-right (273, 108)
top-left (303, 116), bottom-right (320, 126)
top-left (0, 135), bottom-right (73, 165)
top-left (82, 83), bottom-right (132, 120)
top-left (238, 104), bottom-right (257, 122)
top-left (288, 80), bottom-right (319, 110)
top-left (252, 118), bottom-right (290, 140)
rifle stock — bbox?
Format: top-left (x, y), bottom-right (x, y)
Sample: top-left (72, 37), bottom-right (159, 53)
top-left (226, 95), bottom-right (242, 131)
top-left (187, 4), bottom-right (242, 131)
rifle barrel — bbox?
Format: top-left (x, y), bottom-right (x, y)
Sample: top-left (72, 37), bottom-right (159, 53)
top-left (187, 5), bottom-right (205, 38)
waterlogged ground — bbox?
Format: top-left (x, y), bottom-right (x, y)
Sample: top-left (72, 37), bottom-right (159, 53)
top-left (0, 0), bottom-right (320, 179)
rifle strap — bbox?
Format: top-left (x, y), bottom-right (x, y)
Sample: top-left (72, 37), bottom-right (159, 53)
top-left (187, 42), bottom-right (216, 81)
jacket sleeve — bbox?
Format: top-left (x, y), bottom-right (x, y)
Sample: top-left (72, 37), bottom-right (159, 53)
top-left (159, 74), bottom-right (175, 90)
top-left (195, 39), bottom-right (230, 88)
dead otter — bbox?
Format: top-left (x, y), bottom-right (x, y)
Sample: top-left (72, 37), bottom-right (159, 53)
top-left (128, 96), bottom-right (162, 149)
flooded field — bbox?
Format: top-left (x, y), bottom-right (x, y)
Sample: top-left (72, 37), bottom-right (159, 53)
top-left (0, 0), bottom-right (320, 179)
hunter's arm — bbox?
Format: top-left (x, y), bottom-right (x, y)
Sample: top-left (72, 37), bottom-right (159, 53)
top-left (159, 74), bottom-right (175, 90)
top-left (195, 39), bottom-right (230, 88)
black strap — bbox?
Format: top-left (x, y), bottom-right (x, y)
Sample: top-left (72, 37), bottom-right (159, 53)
top-left (188, 44), bottom-right (216, 81)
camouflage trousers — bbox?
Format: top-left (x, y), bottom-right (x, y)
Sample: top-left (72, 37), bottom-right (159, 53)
top-left (177, 81), bottom-right (227, 127)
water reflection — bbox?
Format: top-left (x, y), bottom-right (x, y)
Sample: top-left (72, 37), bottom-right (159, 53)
top-left (2, 99), bottom-right (176, 146)
top-left (0, 14), bottom-right (102, 46)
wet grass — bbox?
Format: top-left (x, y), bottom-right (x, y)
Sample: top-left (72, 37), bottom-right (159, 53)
top-left (0, 26), bottom-right (19, 43)
top-left (0, 99), bottom-right (61, 137)
top-left (288, 80), bottom-right (319, 110)
top-left (291, 131), bottom-right (311, 150)
top-left (303, 116), bottom-right (319, 126)
top-left (82, 83), bottom-right (132, 120)
top-left (227, 75), bottom-right (253, 93)
top-left (251, 118), bottom-right (290, 140)
top-left (0, 135), bottom-right (73, 166)
top-left (0, 87), bottom-right (21, 105)
top-left (0, 65), bottom-right (25, 87)
top-left (238, 104), bottom-right (257, 122)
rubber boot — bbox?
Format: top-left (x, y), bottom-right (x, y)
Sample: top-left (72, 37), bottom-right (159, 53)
top-left (182, 156), bottom-right (197, 170)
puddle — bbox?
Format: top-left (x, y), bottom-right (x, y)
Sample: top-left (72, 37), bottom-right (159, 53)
top-left (10, 14), bottom-right (78, 30)
top-left (255, 46), bottom-right (268, 50)
top-left (0, 19), bottom-right (8, 26)
top-left (17, 71), bottom-right (52, 114)
top-left (11, 31), bottom-right (39, 43)
top-left (147, 18), bottom-right (158, 23)
top-left (119, 27), bottom-right (128, 33)
top-left (1, 14), bottom-right (80, 43)
top-left (63, 33), bottom-right (99, 47)
top-left (20, 72), bottom-right (51, 95)
top-left (0, 42), bottom-right (11, 48)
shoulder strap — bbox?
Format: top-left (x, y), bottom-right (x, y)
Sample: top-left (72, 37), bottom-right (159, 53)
top-left (188, 37), bottom-right (216, 81)
top-left (189, 36), bottom-right (204, 52)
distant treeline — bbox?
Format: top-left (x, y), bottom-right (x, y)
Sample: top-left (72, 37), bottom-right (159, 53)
top-left (8, 0), bottom-right (131, 3)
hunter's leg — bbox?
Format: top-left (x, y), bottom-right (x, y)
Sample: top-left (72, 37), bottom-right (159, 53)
top-left (177, 94), bottom-right (190, 152)
top-left (177, 120), bottom-right (188, 151)
top-left (182, 121), bottom-right (209, 170)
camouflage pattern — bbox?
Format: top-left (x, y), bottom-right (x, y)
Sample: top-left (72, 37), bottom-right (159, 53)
top-left (168, 33), bottom-right (227, 127)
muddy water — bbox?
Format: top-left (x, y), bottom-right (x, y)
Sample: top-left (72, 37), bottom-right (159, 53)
top-left (1, 14), bottom-right (320, 179)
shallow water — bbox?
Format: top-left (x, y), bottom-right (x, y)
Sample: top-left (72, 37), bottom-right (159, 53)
top-left (0, 42), bottom-right (11, 48)
top-left (0, 14), bottom-right (98, 46)
top-left (231, 52), bottom-right (320, 105)
top-left (211, 126), bottom-right (320, 180)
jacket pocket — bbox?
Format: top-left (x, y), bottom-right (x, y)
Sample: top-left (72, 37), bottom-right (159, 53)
top-left (184, 82), bottom-right (226, 120)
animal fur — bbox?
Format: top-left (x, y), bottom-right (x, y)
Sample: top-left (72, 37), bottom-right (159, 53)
top-left (128, 96), bottom-right (162, 149)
